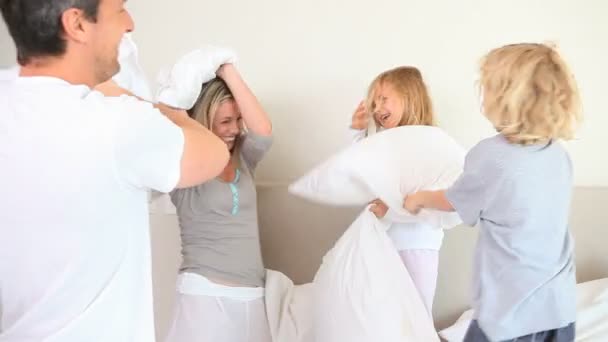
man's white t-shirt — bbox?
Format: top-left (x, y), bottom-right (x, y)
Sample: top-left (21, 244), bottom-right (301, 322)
top-left (0, 76), bottom-right (184, 341)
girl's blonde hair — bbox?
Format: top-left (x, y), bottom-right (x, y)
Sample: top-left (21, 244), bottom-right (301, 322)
top-left (188, 78), bottom-right (241, 164)
top-left (479, 43), bottom-right (582, 145)
top-left (365, 66), bottom-right (436, 127)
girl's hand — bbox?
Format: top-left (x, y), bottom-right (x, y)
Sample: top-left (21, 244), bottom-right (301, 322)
top-left (369, 198), bottom-right (388, 218)
top-left (351, 101), bottom-right (369, 130)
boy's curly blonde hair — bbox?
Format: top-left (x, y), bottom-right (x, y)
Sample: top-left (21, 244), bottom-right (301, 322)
top-left (479, 43), bottom-right (582, 145)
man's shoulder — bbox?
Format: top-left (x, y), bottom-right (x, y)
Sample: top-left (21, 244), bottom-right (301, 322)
top-left (83, 91), bottom-right (158, 117)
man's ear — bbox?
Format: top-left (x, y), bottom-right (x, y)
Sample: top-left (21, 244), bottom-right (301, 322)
top-left (60, 8), bottom-right (94, 44)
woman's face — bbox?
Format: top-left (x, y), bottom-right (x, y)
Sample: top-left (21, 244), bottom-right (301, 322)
top-left (211, 100), bottom-right (242, 151)
top-left (372, 82), bottom-right (404, 129)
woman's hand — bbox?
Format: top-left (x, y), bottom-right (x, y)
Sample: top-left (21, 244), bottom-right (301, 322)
top-left (216, 63), bottom-right (272, 136)
top-left (216, 63), bottom-right (235, 80)
top-left (156, 46), bottom-right (237, 109)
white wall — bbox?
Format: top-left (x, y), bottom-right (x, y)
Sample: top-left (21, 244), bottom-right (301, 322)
top-left (130, 0), bottom-right (608, 186)
top-left (0, 18), bottom-right (14, 66)
top-left (2, 0), bottom-right (607, 186)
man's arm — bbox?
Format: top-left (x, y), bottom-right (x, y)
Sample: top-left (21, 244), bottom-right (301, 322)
top-left (96, 80), bottom-right (229, 188)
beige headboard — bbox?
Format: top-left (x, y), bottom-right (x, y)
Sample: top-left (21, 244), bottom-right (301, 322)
top-left (150, 186), bottom-right (608, 339)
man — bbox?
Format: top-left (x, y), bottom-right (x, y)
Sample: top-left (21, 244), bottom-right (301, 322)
top-left (0, 0), bottom-right (230, 340)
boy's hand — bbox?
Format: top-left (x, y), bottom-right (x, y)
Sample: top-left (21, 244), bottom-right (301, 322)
top-left (369, 199), bottom-right (388, 218)
top-left (404, 193), bottom-right (424, 214)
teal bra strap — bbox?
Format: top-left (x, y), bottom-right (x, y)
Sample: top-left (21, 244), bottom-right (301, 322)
top-left (229, 169), bottom-right (241, 215)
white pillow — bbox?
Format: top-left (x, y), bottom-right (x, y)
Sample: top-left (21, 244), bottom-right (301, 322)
top-left (156, 46), bottom-right (237, 109)
top-left (112, 33), bottom-right (153, 101)
top-left (289, 126), bottom-right (466, 228)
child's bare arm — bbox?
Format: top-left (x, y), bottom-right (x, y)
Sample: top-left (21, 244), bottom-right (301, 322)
top-left (404, 190), bottom-right (454, 214)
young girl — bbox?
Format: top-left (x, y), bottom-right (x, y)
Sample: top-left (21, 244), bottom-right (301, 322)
top-left (165, 63), bottom-right (273, 342)
top-left (405, 43), bottom-right (581, 342)
top-left (350, 66), bottom-right (442, 316)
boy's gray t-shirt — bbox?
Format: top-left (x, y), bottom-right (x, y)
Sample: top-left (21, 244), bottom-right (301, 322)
top-left (446, 134), bottom-right (576, 341)
top-left (170, 132), bottom-right (272, 287)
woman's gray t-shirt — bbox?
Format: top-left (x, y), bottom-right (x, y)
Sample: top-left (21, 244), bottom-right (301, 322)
top-left (170, 132), bottom-right (272, 287)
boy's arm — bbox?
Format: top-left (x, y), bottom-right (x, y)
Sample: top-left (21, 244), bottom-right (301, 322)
top-left (404, 190), bottom-right (454, 214)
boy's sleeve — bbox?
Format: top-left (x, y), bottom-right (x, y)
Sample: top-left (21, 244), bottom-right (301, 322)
top-left (445, 146), bottom-right (491, 226)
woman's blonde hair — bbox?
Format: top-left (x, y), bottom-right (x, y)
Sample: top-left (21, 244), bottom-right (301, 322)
top-left (365, 66), bottom-right (436, 127)
top-left (188, 78), bottom-right (234, 129)
top-left (479, 43), bottom-right (582, 145)
top-left (188, 78), bottom-right (241, 163)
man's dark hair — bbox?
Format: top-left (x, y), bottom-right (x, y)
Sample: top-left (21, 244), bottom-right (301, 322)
top-left (0, 0), bottom-right (100, 65)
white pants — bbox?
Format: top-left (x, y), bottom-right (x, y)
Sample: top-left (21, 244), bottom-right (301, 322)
top-left (398, 249), bottom-right (439, 317)
top-left (164, 273), bottom-right (272, 342)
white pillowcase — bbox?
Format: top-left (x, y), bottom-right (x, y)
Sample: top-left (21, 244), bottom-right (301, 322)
top-left (313, 209), bottom-right (439, 342)
top-left (112, 33), bottom-right (153, 101)
top-left (156, 46), bottom-right (237, 109)
top-left (289, 125), bottom-right (466, 228)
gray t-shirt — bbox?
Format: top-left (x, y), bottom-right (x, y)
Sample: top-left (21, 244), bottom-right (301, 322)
top-left (170, 132), bottom-right (273, 287)
top-left (446, 134), bottom-right (576, 341)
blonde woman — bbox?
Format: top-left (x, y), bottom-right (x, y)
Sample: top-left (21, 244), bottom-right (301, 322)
top-left (405, 43), bottom-right (581, 342)
top-left (349, 66), bottom-right (442, 317)
top-left (165, 62), bottom-right (273, 342)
